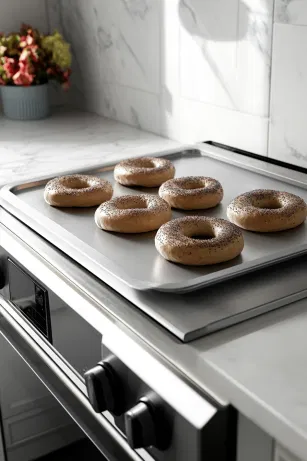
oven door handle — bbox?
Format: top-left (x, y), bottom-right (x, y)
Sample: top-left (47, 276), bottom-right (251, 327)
top-left (0, 300), bottom-right (144, 461)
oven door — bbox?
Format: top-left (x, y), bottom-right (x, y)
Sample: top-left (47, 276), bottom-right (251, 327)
top-left (0, 298), bottom-right (145, 461)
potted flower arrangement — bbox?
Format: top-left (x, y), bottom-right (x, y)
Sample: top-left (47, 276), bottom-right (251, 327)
top-left (0, 24), bottom-right (71, 120)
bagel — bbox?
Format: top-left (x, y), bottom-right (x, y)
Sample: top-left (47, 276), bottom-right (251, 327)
top-left (227, 189), bottom-right (307, 232)
top-left (155, 216), bottom-right (244, 265)
top-left (114, 157), bottom-right (175, 187)
top-left (95, 194), bottom-right (172, 233)
top-left (44, 174), bottom-right (113, 207)
top-left (159, 176), bottom-right (223, 209)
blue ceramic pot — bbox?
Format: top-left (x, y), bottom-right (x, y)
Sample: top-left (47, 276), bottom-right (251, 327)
top-left (1, 83), bottom-right (50, 120)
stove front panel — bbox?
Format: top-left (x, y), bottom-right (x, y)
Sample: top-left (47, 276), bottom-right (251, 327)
top-left (0, 247), bottom-right (102, 383)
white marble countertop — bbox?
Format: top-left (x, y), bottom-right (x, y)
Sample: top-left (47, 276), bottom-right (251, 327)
top-left (0, 108), bottom-right (180, 186)
top-left (1, 109), bottom-right (307, 461)
top-left (196, 298), bottom-right (307, 461)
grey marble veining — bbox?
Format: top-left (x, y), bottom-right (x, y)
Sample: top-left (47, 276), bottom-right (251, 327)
top-left (246, 11), bottom-right (271, 63)
top-left (275, 0), bottom-right (291, 23)
top-left (178, 0), bottom-right (273, 115)
top-left (60, 0), bottom-right (159, 90)
top-left (284, 137), bottom-right (307, 164)
top-left (55, 0), bottom-right (161, 133)
top-left (118, 0), bottom-right (150, 20)
top-left (269, 23), bottom-right (307, 167)
top-left (275, 0), bottom-right (307, 25)
top-left (44, 0), bottom-right (273, 155)
top-left (0, 108), bottom-right (179, 186)
top-left (269, 1), bottom-right (307, 164)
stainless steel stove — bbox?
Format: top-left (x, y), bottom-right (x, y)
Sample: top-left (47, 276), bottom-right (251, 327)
top-left (0, 143), bottom-right (306, 461)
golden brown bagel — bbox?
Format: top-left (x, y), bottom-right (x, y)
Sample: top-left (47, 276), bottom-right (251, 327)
top-left (95, 194), bottom-right (172, 233)
top-left (155, 216), bottom-right (244, 265)
top-left (114, 157), bottom-right (175, 187)
top-left (227, 189), bottom-right (307, 232)
top-left (44, 174), bottom-right (113, 207)
top-left (159, 176), bottom-right (223, 210)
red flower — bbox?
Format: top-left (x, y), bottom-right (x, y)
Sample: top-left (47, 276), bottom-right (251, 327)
top-left (17, 56), bottom-right (35, 85)
top-left (3, 57), bottom-right (18, 78)
top-left (21, 44), bottom-right (39, 62)
top-left (0, 23), bottom-right (72, 87)
top-left (19, 60), bottom-right (33, 76)
top-left (19, 48), bottom-right (28, 61)
top-left (26, 35), bottom-right (34, 46)
top-left (12, 70), bottom-right (33, 86)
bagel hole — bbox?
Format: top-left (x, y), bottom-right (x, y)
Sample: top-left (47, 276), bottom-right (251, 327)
top-left (116, 201), bottom-right (147, 210)
top-left (255, 199), bottom-right (282, 209)
top-left (66, 180), bottom-right (89, 190)
top-left (191, 233), bottom-right (214, 241)
top-left (138, 159), bottom-right (156, 168)
top-left (180, 181), bottom-right (204, 190)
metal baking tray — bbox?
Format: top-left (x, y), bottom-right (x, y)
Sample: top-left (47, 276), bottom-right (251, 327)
top-left (1, 145), bottom-right (307, 294)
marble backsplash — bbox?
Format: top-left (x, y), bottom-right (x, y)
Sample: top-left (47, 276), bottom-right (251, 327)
top-left (3, 0), bottom-right (307, 168)
top-left (47, 0), bottom-right (274, 156)
top-left (269, 0), bottom-right (307, 168)
top-left (275, 0), bottom-right (307, 25)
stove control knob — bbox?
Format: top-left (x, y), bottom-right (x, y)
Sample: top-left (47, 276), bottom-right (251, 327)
top-left (84, 360), bottom-right (123, 415)
top-left (125, 395), bottom-right (170, 450)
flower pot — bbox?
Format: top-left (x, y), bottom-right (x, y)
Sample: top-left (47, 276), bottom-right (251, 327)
top-left (0, 83), bottom-right (50, 120)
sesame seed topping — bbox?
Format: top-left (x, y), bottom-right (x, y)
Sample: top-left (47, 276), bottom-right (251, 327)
top-left (45, 174), bottom-right (112, 197)
top-left (228, 189), bottom-right (307, 218)
top-left (96, 194), bottom-right (170, 218)
top-left (115, 157), bottom-right (174, 177)
top-left (159, 176), bottom-right (223, 197)
top-left (156, 216), bottom-right (243, 249)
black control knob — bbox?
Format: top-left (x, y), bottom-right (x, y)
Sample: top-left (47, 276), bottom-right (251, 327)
top-left (84, 358), bottom-right (123, 415)
top-left (125, 401), bottom-right (156, 449)
top-left (125, 394), bottom-right (170, 450)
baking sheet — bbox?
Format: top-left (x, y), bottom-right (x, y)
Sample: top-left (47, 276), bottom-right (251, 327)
top-left (2, 146), bottom-right (307, 293)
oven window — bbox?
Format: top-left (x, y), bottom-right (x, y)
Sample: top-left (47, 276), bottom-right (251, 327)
top-left (8, 258), bottom-right (52, 342)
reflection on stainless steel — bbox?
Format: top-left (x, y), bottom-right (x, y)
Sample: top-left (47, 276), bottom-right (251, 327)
top-left (2, 145), bottom-right (307, 293)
